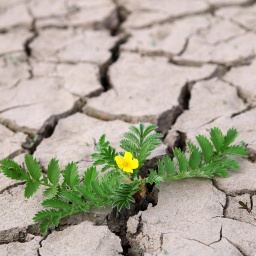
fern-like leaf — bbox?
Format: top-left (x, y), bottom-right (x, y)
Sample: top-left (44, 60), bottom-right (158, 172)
top-left (42, 199), bottom-right (74, 211)
top-left (222, 128), bottom-right (238, 149)
top-left (121, 124), bottom-right (163, 167)
top-left (83, 166), bottom-right (98, 188)
top-left (147, 169), bottom-right (164, 185)
top-left (24, 154), bottom-right (42, 181)
top-left (187, 143), bottom-right (201, 170)
top-left (47, 158), bottom-right (60, 185)
top-left (43, 186), bottom-right (58, 198)
top-left (112, 181), bottom-right (140, 211)
top-left (59, 191), bottom-right (89, 211)
top-left (210, 127), bottom-right (224, 153)
top-left (196, 135), bottom-right (213, 164)
top-left (63, 162), bottom-right (80, 189)
top-left (0, 159), bottom-right (28, 181)
top-left (24, 180), bottom-right (40, 198)
top-left (92, 135), bottom-right (118, 172)
top-left (173, 148), bottom-right (189, 173)
top-left (222, 145), bottom-right (247, 157)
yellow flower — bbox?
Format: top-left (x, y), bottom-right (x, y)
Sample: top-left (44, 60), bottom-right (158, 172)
top-left (115, 152), bottom-right (139, 173)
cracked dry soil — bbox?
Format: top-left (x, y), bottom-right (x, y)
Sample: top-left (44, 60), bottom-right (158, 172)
top-left (1, 0), bottom-right (256, 255)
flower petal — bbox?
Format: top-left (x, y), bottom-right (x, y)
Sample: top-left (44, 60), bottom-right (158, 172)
top-left (115, 156), bottom-right (124, 169)
top-left (131, 159), bottom-right (139, 169)
top-left (124, 151), bottom-right (133, 161)
top-left (123, 166), bottom-right (133, 173)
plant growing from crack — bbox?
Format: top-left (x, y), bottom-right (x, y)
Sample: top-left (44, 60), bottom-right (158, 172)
top-left (0, 124), bottom-right (248, 234)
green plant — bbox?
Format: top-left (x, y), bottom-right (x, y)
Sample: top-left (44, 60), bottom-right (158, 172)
top-left (0, 124), bottom-right (247, 234)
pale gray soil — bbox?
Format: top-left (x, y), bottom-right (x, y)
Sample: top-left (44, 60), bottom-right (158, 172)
top-left (0, 0), bottom-right (256, 255)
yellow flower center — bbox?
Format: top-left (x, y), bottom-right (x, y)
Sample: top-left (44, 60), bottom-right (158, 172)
top-left (123, 160), bottom-right (129, 167)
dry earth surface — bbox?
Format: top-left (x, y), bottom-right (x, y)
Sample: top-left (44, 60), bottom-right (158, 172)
top-left (0, 0), bottom-right (256, 255)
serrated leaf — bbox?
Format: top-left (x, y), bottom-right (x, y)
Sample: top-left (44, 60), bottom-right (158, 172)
top-left (143, 124), bottom-right (158, 137)
top-left (0, 159), bottom-right (28, 181)
top-left (216, 158), bottom-right (240, 170)
top-left (112, 181), bottom-right (140, 211)
top-left (196, 135), bottom-right (214, 164)
top-left (158, 156), bottom-right (176, 178)
top-left (63, 162), bottom-right (79, 188)
top-left (223, 128), bottom-right (238, 149)
top-left (123, 132), bottom-right (140, 146)
top-left (39, 219), bottom-right (52, 234)
top-left (84, 166), bottom-right (98, 187)
top-left (210, 127), bottom-right (224, 153)
top-left (43, 186), bottom-right (58, 198)
top-left (42, 175), bottom-right (49, 185)
top-left (47, 158), bottom-right (60, 185)
top-left (33, 209), bottom-right (58, 222)
top-left (222, 145), bottom-right (248, 157)
top-left (91, 181), bottom-right (108, 200)
top-left (212, 166), bottom-right (229, 178)
top-left (42, 199), bottom-right (73, 211)
top-left (187, 143), bottom-right (201, 170)
top-left (147, 170), bottom-right (164, 185)
top-left (173, 148), bottom-right (189, 173)
top-left (60, 191), bottom-right (86, 209)
top-left (76, 186), bottom-right (103, 207)
top-left (52, 215), bottom-right (61, 227)
top-left (24, 154), bottom-right (41, 181)
top-left (129, 125), bottom-right (140, 137)
top-left (24, 180), bottom-right (40, 198)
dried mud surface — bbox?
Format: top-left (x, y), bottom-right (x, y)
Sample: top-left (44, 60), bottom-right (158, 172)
top-left (0, 0), bottom-right (256, 255)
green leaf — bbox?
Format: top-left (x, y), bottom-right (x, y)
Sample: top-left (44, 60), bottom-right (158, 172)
top-left (63, 162), bottom-right (80, 188)
top-left (60, 191), bottom-right (87, 210)
top-left (91, 181), bottom-right (108, 200)
top-left (196, 135), bottom-right (214, 164)
top-left (84, 166), bottom-right (98, 187)
top-left (216, 158), bottom-right (240, 170)
top-left (187, 143), bottom-right (201, 170)
top-left (39, 219), bottom-right (52, 234)
top-left (210, 127), bottom-right (224, 153)
top-left (0, 159), bottom-right (28, 180)
top-left (24, 180), bottom-right (41, 198)
top-left (112, 181), bottom-right (140, 211)
top-left (143, 124), bottom-right (158, 137)
top-left (47, 158), bottom-right (60, 185)
top-left (158, 156), bottom-right (176, 177)
top-left (222, 145), bottom-right (248, 157)
top-left (222, 128), bottom-right (238, 149)
top-left (42, 199), bottom-right (73, 211)
top-left (173, 148), bottom-right (189, 173)
top-left (33, 209), bottom-right (59, 222)
top-left (147, 170), bottom-right (164, 185)
top-left (43, 186), bottom-right (58, 198)
top-left (76, 186), bottom-right (99, 202)
top-left (24, 154), bottom-right (42, 181)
